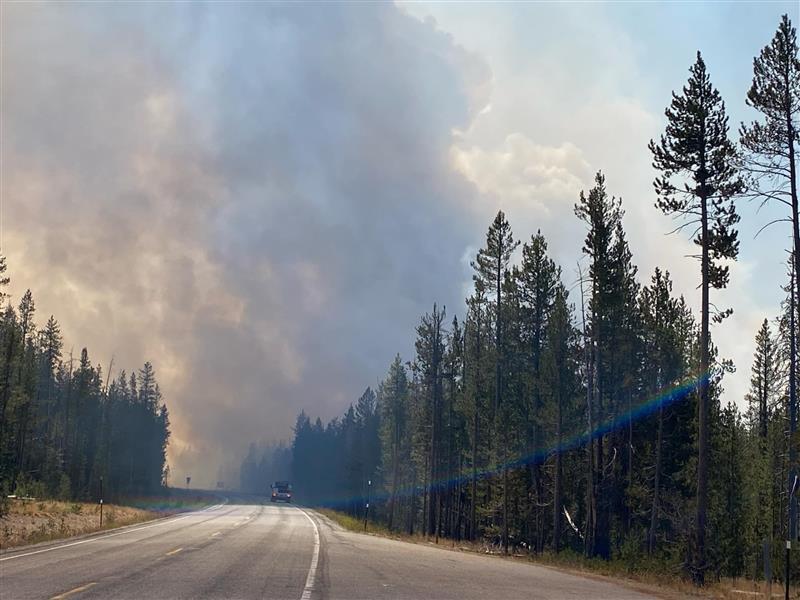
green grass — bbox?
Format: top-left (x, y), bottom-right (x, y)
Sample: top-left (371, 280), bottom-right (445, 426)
top-left (317, 509), bottom-right (395, 538)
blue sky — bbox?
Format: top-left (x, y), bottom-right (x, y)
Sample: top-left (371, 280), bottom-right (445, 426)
top-left (402, 0), bottom-right (796, 414)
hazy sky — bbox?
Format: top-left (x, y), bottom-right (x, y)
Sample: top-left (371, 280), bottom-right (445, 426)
top-left (2, 1), bottom-right (795, 486)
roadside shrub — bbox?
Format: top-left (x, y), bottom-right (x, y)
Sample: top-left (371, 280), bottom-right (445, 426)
top-left (12, 475), bottom-right (31, 498)
top-left (25, 480), bottom-right (47, 500)
top-left (57, 474), bottom-right (71, 501)
top-left (0, 481), bottom-right (9, 518)
top-left (619, 529), bottom-right (647, 572)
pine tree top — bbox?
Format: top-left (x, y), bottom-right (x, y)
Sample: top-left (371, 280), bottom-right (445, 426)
top-left (747, 14), bottom-right (800, 120)
top-left (649, 52), bottom-right (742, 292)
top-left (471, 210), bottom-right (519, 296)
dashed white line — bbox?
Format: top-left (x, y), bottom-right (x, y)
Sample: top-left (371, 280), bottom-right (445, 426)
top-left (298, 508), bottom-right (320, 600)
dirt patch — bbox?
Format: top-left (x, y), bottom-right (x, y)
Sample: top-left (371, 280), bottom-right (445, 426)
top-left (0, 499), bottom-right (160, 549)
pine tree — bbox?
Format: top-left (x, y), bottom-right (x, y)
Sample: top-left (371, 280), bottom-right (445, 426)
top-left (649, 52), bottom-right (743, 584)
top-left (379, 355), bottom-right (409, 530)
top-left (541, 285), bottom-right (577, 552)
top-left (0, 255), bottom-right (10, 304)
top-left (741, 14), bottom-right (800, 321)
top-left (17, 291), bottom-right (35, 361)
top-left (776, 258), bottom-right (800, 556)
top-left (472, 211), bottom-right (519, 553)
top-left (465, 281), bottom-right (490, 540)
top-left (0, 306), bottom-right (18, 474)
top-left (746, 320), bottom-right (780, 440)
top-left (441, 315), bottom-right (465, 540)
top-left (718, 402), bottom-right (748, 578)
top-left (742, 15), bottom-right (800, 549)
top-left (355, 386), bottom-right (380, 509)
top-left (12, 291), bottom-right (37, 489)
top-left (639, 268), bottom-right (682, 555)
top-left (412, 305), bottom-right (446, 537)
top-left (518, 231), bottom-right (560, 551)
top-left (574, 171), bottom-right (629, 559)
top-left (138, 362), bottom-right (157, 410)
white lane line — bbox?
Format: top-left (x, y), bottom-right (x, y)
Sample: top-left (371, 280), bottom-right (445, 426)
top-left (298, 508), bottom-right (320, 600)
top-left (0, 500), bottom-right (228, 562)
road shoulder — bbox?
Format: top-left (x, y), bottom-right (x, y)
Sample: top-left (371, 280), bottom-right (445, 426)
top-left (311, 509), bottom-right (707, 600)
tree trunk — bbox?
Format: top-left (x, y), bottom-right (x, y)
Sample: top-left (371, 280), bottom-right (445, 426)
top-left (695, 185), bottom-right (710, 585)
top-left (789, 270), bottom-right (798, 542)
top-left (471, 406), bottom-right (478, 541)
top-left (648, 402), bottom-right (664, 555)
top-left (409, 468), bottom-right (417, 536)
top-left (471, 307), bottom-right (482, 541)
top-left (761, 341), bottom-right (768, 441)
top-left (503, 460), bottom-right (509, 554)
top-left (445, 376), bottom-right (455, 539)
top-left (626, 391), bottom-right (633, 535)
top-left (0, 329), bottom-right (16, 440)
top-left (786, 84), bottom-right (799, 545)
top-left (422, 452), bottom-right (429, 537)
top-left (594, 287), bottom-right (609, 560)
top-left (785, 73), bottom-right (800, 377)
top-left (388, 423), bottom-right (399, 530)
top-left (579, 268), bottom-right (595, 557)
top-left (456, 454), bottom-right (464, 540)
top-left (553, 382), bottom-right (563, 553)
top-left (428, 393), bottom-right (437, 537)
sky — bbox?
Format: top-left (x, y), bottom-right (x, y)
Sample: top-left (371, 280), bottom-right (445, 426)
top-left (2, 1), bottom-right (796, 487)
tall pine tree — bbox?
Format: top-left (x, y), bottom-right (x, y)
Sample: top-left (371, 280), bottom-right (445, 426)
top-left (649, 52), bottom-right (743, 584)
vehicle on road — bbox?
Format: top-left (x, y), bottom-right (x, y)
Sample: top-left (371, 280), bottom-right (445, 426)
top-left (270, 481), bottom-right (292, 503)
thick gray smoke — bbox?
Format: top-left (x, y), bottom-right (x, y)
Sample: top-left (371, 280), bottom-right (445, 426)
top-left (3, 3), bottom-right (491, 484)
top-left (8, 2), bottom-right (783, 485)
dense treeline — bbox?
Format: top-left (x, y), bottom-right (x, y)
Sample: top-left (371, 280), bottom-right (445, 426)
top-left (291, 388), bottom-right (381, 516)
top-left (281, 15), bottom-right (800, 585)
top-left (0, 260), bottom-right (170, 503)
top-left (239, 441), bottom-right (291, 494)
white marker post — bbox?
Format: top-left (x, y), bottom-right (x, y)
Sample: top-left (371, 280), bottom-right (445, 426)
top-left (364, 479), bottom-right (371, 532)
top-left (99, 476), bottom-right (104, 528)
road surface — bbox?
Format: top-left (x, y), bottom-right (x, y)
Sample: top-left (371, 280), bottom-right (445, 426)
top-left (1, 500), bottom-right (663, 599)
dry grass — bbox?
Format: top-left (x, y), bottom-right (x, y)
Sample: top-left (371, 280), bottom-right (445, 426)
top-left (318, 509), bottom-right (800, 600)
top-left (0, 498), bottom-right (160, 549)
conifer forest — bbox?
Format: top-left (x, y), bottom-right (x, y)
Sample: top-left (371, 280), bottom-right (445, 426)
top-left (0, 255), bottom-right (171, 503)
top-left (3, 7), bottom-right (800, 592)
top-left (282, 15), bottom-right (800, 585)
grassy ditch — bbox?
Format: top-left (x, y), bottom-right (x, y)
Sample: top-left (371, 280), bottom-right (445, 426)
top-left (0, 498), bottom-right (160, 549)
top-left (0, 490), bottom-right (219, 550)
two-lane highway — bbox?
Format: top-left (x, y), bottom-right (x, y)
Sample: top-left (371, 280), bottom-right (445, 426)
top-left (1, 502), bottom-right (317, 600)
top-left (1, 500), bottom-right (663, 599)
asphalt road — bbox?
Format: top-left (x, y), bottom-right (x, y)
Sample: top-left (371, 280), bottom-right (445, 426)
top-left (1, 500), bottom-right (662, 599)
